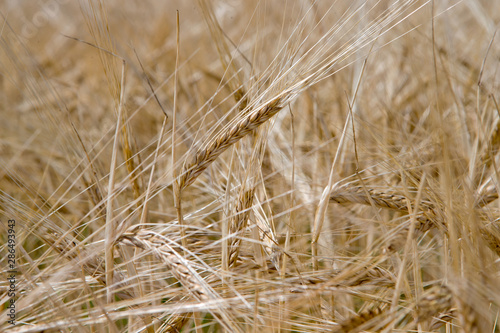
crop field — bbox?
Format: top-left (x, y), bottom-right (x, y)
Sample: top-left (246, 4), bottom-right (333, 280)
top-left (1, 0), bottom-right (500, 332)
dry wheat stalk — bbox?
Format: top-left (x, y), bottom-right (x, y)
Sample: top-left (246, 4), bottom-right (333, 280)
top-left (179, 97), bottom-right (282, 190)
top-left (198, 0), bottom-right (248, 111)
top-left (471, 180), bottom-right (500, 256)
top-left (228, 188), bottom-right (255, 267)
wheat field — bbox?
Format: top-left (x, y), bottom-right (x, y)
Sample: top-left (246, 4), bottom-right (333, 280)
top-left (1, 0), bottom-right (500, 332)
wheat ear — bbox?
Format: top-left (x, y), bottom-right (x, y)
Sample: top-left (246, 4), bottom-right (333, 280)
top-left (118, 227), bottom-right (208, 300)
top-left (334, 307), bottom-right (384, 333)
top-left (330, 183), bottom-right (500, 254)
top-left (480, 222), bottom-right (500, 256)
top-left (330, 183), bottom-right (440, 232)
top-left (118, 227), bottom-right (240, 332)
top-left (415, 285), bottom-right (454, 331)
top-left (455, 296), bottom-right (482, 333)
top-left (228, 188), bottom-right (255, 267)
top-left (179, 97), bottom-right (282, 190)
top-left (330, 184), bottom-right (435, 212)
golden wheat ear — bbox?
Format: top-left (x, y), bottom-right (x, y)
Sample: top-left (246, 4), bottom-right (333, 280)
top-left (179, 97), bottom-right (283, 190)
top-left (118, 227), bottom-right (208, 300)
top-left (228, 188), bottom-right (255, 267)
